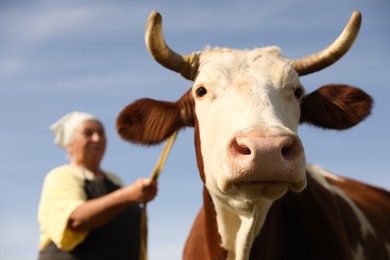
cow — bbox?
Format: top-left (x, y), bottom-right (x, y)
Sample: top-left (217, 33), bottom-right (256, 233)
top-left (116, 10), bottom-right (390, 260)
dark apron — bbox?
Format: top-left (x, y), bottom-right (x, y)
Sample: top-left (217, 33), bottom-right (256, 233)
top-left (39, 177), bottom-right (141, 260)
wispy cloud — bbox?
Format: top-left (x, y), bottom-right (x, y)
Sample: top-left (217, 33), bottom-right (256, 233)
top-left (0, 1), bottom-right (148, 78)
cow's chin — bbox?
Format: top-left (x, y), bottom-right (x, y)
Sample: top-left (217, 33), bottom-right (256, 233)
top-left (234, 181), bottom-right (290, 201)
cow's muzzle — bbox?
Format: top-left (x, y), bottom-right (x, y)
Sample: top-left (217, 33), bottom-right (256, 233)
top-left (220, 128), bottom-right (307, 200)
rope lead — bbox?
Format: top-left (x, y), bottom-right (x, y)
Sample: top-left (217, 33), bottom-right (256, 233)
top-left (139, 132), bottom-right (178, 260)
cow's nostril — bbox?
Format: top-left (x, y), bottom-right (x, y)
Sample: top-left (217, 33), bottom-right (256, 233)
top-left (281, 138), bottom-right (300, 160)
top-left (238, 144), bottom-right (251, 155)
top-left (232, 139), bottom-right (251, 155)
top-left (281, 145), bottom-right (291, 158)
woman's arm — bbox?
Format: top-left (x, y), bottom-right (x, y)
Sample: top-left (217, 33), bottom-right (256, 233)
top-left (68, 178), bottom-right (157, 231)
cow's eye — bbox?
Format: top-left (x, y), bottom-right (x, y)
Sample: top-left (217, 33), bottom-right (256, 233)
top-left (294, 86), bottom-right (304, 99)
top-left (196, 86), bottom-right (207, 97)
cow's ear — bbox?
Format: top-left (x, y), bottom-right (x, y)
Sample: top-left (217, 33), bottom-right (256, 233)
top-left (299, 84), bottom-right (373, 130)
top-left (116, 89), bottom-right (194, 145)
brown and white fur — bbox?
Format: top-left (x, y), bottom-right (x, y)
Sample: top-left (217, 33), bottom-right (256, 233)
top-left (116, 11), bottom-right (390, 260)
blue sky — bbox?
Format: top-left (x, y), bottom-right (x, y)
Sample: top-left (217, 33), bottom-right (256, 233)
top-left (0, 1), bottom-right (389, 259)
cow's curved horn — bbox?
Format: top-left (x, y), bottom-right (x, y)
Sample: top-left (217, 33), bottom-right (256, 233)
top-left (293, 11), bottom-right (362, 76)
top-left (145, 11), bottom-right (199, 80)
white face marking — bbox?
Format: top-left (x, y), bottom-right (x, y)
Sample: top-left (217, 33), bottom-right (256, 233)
top-left (194, 47), bottom-right (306, 204)
top-left (193, 46), bottom-right (307, 259)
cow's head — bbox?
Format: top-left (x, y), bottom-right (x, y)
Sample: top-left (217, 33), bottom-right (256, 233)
top-left (116, 10), bottom-right (372, 257)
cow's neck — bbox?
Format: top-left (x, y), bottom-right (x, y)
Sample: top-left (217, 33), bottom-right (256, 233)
top-left (195, 125), bottom-right (272, 259)
top-left (207, 190), bottom-right (272, 260)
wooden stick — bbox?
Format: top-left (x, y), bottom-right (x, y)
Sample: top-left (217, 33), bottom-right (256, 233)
top-left (139, 132), bottom-right (178, 260)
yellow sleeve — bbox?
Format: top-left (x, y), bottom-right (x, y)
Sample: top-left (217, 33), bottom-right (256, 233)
top-left (38, 166), bottom-right (88, 251)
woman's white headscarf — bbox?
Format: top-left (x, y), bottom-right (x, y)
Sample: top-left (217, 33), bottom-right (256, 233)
top-left (50, 111), bottom-right (98, 149)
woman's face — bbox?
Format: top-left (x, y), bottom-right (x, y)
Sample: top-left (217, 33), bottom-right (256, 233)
top-left (67, 119), bottom-right (107, 167)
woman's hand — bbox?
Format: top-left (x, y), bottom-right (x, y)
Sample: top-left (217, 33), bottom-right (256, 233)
top-left (123, 178), bottom-right (158, 204)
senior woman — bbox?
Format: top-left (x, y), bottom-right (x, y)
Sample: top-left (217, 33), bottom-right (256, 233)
top-left (38, 111), bottom-right (157, 260)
